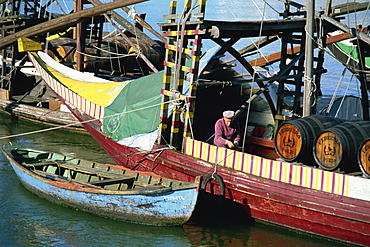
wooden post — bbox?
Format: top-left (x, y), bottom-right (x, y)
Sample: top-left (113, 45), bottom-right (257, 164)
top-left (170, 0), bottom-right (191, 147)
top-left (75, 0), bottom-right (84, 71)
top-left (157, 1), bottom-right (177, 144)
top-left (182, 0), bottom-right (206, 141)
top-left (303, 0), bottom-right (315, 117)
top-left (357, 39), bottom-right (370, 120)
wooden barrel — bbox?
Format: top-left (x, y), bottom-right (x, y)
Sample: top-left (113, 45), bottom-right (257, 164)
top-left (275, 115), bottom-right (345, 165)
top-left (45, 37), bottom-right (76, 64)
top-left (106, 37), bottom-right (164, 73)
top-left (74, 40), bottom-right (129, 72)
top-left (314, 120), bottom-right (370, 173)
top-left (358, 138), bottom-right (370, 178)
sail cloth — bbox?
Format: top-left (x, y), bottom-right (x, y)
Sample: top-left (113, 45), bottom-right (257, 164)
top-left (30, 46), bottom-right (218, 150)
top-left (30, 51), bottom-right (164, 150)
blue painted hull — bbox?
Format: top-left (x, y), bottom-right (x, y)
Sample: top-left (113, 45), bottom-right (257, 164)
top-left (8, 159), bottom-right (199, 226)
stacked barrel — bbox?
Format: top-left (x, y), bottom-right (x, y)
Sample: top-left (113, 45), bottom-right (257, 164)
top-left (274, 115), bottom-right (345, 166)
top-left (275, 115), bottom-right (370, 176)
top-left (358, 138), bottom-right (370, 178)
top-left (314, 121), bottom-right (370, 173)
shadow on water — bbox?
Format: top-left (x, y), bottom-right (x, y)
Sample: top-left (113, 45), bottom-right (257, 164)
top-left (190, 191), bottom-right (254, 226)
top-left (186, 191), bottom-right (356, 247)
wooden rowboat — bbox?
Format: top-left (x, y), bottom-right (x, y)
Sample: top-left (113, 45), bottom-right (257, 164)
top-left (2, 142), bottom-right (201, 226)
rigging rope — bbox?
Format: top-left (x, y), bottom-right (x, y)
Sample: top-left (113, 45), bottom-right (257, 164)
top-left (75, 49), bottom-right (136, 59)
top-left (242, 1), bottom-right (268, 151)
top-left (0, 99), bottom-right (184, 140)
top-left (334, 74), bottom-right (354, 118)
top-left (87, 146), bottom-right (174, 161)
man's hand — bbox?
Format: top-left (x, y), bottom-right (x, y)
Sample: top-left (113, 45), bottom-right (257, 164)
top-left (226, 140), bottom-right (235, 149)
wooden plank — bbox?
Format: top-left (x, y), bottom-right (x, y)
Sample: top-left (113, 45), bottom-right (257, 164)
top-left (248, 32), bottom-right (356, 67)
top-left (0, 0), bottom-right (149, 50)
top-left (121, 6), bottom-right (166, 43)
top-left (55, 161), bottom-right (129, 179)
top-left (24, 161), bottom-right (55, 167)
top-left (162, 13), bottom-right (204, 20)
top-left (159, 19), bottom-right (307, 38)
top-left (87, 0), bottom-right (162, 46)
top-left (0, 89), bottom-right (10, 100)
top-left (29, 160), bottom-right (137, 186)
top-left (32, 169), bottom-right (103, 188)
top-left (89, 177), bottom-right (135, 186)
top-left (320, 14), bottom-right (370, 45)
top-left (329, 2), bottom-right (370, 17)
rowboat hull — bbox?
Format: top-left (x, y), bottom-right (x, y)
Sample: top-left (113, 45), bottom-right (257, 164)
top-left (3, 143), bottom-right (200, 226)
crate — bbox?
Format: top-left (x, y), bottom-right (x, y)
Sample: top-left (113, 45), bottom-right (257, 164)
top-left (18, 37), bottom-right (42, 52)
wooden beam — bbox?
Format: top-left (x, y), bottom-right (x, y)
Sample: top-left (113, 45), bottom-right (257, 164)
top-left (121, 6), bottom-right (166, 43)
top-left (238, 35), bottom-right (279, 56)
top-left (0, 0), bottom-right (148, 50)
top-left (326, 2), bottom-right (370, 17)
top-left (88, 0), bottom-right (163, 48)
top-left (159, 19), bottom-right (307, 38)
top-left (248, 32), bottom-right (356, 67)
top-left (320, 14), bottom-right (370, 45)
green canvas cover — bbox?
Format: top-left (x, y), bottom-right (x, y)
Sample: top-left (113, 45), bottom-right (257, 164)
top-left (103, 71), bottom-right (165, 141)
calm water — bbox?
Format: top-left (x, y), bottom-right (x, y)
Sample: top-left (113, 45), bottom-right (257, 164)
top-left (0, 112), bottom-right (355, 247)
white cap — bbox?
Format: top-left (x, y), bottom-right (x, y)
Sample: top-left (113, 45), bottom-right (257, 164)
top-left (223, 110), bottom-right (235, 118)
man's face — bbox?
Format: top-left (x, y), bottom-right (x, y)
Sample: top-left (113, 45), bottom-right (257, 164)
top-left (223, 117), bottom-right (233, 127)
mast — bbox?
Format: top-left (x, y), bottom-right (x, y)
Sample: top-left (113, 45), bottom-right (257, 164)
top-left (75, 0), bottom-right (84, 71)
top-left (302, 0), bottom-right (315, 116)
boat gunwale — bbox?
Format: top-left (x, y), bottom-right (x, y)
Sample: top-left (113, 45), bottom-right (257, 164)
top-left (3, 144), bottom-right (200, 196)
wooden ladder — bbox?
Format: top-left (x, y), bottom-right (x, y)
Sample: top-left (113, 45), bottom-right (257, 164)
top-left (158, 0), bottom-right (206, 149)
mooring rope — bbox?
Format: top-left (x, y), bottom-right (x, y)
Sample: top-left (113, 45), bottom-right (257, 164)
top-left (0, 99), bottom-right (182, 140)
top-left (86, 146), bottom-right (174, 162)
top-left (75, 49), bottom-right (136, 59)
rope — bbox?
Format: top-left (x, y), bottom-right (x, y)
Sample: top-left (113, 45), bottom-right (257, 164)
top-left (38, 0), bottom-right (43, 18)
top-left (242, 1), bottom-right (268, 151)
top-left (44, 0), bottom-right (54, 53)
top-left (0, 99), bottom-right (182, 140)
top-left (130, 15), bottom-right (146, 76)
top-left (127, 5), bottom-right (137, 19)
top-left (334, 75), bottom-right (354, 118)
top-left (60, 0), bottom-right (71, 14)
top-left (324, 34), bottom-right (359, 114)
top-left (75, 49), bottom-right (136, 59)
top-left (54, 0), bottom-right (67, 15)
top-left (262, 0), bottom-right (280, 14)
top-left (184, 100), bottom-right (195, 139)
top-left (87, 146), bottom-right (174, 162)
top-left (305, 25), bottom-right (367, 111)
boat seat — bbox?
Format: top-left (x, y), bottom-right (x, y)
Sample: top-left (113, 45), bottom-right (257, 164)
top-left (53, 161), bottom-right (136, 181)
top-left (23, 161), bottom-right (56, 168)
top-left (32, 169), bottom-right (102, 189)
top-left (89, 177), bottom-right (135, 186)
